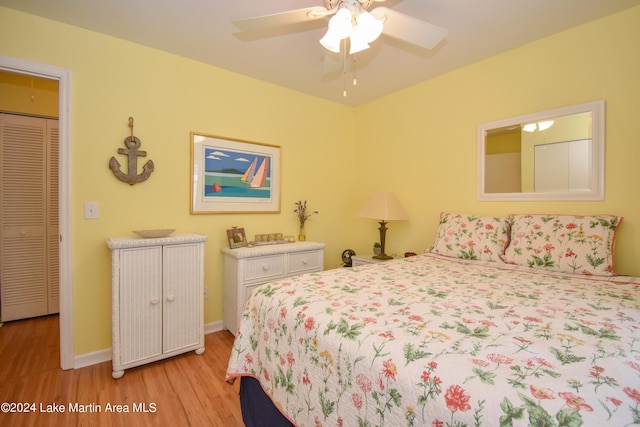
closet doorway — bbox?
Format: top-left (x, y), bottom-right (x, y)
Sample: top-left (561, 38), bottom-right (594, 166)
top-left (0, 56), bottom-right (73, 370)
top-left (1, 111), bottom-right (59, 321)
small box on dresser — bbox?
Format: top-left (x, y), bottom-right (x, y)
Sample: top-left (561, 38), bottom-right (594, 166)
top-left (106, 233), bottom-right (207, 379)
top-left (221, 241), bottom-right (325, 335)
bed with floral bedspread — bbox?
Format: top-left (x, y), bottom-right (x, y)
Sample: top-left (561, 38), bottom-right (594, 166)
top-left (226, 251), bottom-right (640, 427)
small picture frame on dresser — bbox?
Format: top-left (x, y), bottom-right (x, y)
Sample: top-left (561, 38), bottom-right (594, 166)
top-left (226, 227), bottom-right (247, 249)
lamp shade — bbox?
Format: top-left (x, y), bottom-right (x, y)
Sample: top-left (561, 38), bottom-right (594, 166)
top-left (357, 191), bottom-right (408, 221)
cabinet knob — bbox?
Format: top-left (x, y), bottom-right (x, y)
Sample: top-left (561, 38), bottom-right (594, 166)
top-left (20, 229), bottom-right (27, 237)
top-left (302, 259), bottom-right (309, 264)
top-left (150, 298), bottom-right (159, 305)
top-left (262, 265), bottom-right (270, 271)
top-left (167, 294), bottom-right (175, 302)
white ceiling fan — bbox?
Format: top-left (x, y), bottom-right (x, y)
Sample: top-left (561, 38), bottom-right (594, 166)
top-left (232, 0), bottom-right (448, 54)
top-left (233, 0), bottom-right (447, 96)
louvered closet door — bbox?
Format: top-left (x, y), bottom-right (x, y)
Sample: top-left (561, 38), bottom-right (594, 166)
top-left (47, 120), bottom-right (59, 313)
top-left (0, 114), bottom-right (58, 322)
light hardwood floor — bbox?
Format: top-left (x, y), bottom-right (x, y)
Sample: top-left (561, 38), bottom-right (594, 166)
top-left (0, 315), bottom-right (244, 426)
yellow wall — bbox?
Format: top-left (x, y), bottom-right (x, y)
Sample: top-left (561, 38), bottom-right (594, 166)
top-left (1, 5), bottom-right (639, 358)
top-left (355, 6), bottom-right (640, 275)
top-left (486, 130), bottom-right (520, 155)
top-left (0, 7), bottom-right (358, 355)
top-left (0, 70), bottom-right (58, 117)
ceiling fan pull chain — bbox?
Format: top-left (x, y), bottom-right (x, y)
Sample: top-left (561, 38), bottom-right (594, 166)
top-left (343, 41), bottom-right (348, 97)
top-left (343, 72), bottom-right (347, 97)
top-left (353, 54), bottom-right (358, 86)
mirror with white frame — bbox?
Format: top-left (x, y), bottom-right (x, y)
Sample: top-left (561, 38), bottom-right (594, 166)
top-left (477, 100), bottom-right (605, 201)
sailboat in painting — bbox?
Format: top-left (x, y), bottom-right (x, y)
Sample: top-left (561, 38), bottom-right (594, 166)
top-left (240, 157), bottom-right (257, 182)
top-left (249, 157), bottom-right (269, 188)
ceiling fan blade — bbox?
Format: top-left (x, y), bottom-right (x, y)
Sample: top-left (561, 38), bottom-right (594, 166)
top-left (372, 6), bottom-right (448, 50)
top-left (233, 7), bottom-right (329, 32)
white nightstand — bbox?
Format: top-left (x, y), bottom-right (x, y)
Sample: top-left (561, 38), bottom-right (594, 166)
top-left (351, 254), bottom-right (393, 267)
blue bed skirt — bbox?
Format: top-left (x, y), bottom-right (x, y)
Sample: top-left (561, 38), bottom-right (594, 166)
top-left (239, 376), bottom-right (294, 427)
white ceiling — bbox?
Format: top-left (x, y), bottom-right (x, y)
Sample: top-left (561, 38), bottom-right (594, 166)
top-left (2, 0), bottom-right (639, 106)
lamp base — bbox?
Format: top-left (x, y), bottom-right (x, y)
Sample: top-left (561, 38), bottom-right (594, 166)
top-left (374, 220), bottom-right (393, 261)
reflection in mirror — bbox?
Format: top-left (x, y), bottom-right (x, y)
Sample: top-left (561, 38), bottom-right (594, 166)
top-left (478, 100), bottom-right (604, 201)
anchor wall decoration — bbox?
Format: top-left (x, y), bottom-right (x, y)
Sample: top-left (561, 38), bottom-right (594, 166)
top-left (109, 117), bottom-right (154, 185)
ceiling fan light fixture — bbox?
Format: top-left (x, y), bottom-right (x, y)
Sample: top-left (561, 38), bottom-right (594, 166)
top-left (538, 120), bottom-right (554, 131)
top-left (355, 11), bottom-right (383, 43)
top-left (349, 29), bottom-right (370, 54)
top-left (320, 32), bottom-right (342, 53)
top-left (522, 120), bottom-right (555, 132)
top-left (330, 8), bottom-right (353, 39)
top-left (320, 7), bottom-right (352, 52)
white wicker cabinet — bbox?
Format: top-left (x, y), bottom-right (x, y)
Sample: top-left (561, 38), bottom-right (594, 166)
top-left (221, 241), bottom-right (325, 335)
top-left (107, 233), bottom-right (207, 379)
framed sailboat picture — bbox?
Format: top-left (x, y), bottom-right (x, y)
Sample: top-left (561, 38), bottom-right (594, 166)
top-left (191, 133), bottom-right (281, 213)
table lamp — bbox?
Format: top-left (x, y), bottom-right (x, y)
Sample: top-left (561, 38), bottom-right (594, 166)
top-left (357, 191), bottom-right (408, 260)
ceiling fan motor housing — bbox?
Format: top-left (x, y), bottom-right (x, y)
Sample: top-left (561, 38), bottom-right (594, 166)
top-left (325, 0), bottom-right (374, 11)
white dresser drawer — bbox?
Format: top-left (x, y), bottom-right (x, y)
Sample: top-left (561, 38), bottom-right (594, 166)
top-left (288, 250), bottom-right (323, 274)
top-left (222, 241), bottom-right (325, 335)
top-left (244, 254), bottom-right (285, 281)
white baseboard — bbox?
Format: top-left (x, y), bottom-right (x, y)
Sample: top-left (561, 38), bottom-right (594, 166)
top-left (73, 320), bottom-right (226, 369)
top-left (74, 348), bottom-right (112, 369)
top-left (205, 320), bottom-right (225, 335)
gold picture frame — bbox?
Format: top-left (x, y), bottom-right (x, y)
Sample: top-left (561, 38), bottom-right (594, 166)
top-left (226, 227), bottom-right (248, 249)
top-left (191, 133), bottom-right (281, 213)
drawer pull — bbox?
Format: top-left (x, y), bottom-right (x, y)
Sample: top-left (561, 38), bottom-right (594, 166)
top-left (262, 265), bottom-right (270, 271)
top-left (302, 259), bottom-right (309, 264)
top-left (150, 298), bottom-right (159, 305)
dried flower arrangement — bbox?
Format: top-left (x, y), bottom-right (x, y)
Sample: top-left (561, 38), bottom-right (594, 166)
top-left (294, 200), bottom-right (318, 240)
top-left (294, 200), bottom-right (318, 226)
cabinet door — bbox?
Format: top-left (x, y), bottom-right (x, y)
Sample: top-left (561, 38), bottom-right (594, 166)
top-left (162, 243), bottom-right (202, 353)
top-left (119, 247), bottom-right (163, 364)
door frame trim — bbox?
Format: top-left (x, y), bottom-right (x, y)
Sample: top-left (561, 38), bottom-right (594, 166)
top-left (0, 55), bottom-right (74, 370)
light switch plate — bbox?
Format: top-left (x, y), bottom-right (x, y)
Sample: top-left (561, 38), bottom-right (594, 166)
top-left (84, 202), bottom-right (99, 219)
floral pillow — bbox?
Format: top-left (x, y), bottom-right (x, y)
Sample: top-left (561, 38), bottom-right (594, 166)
top-left (428, 212), bottom-right (510, 262)
top-left (502, 214), bottom-right (623, 276)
